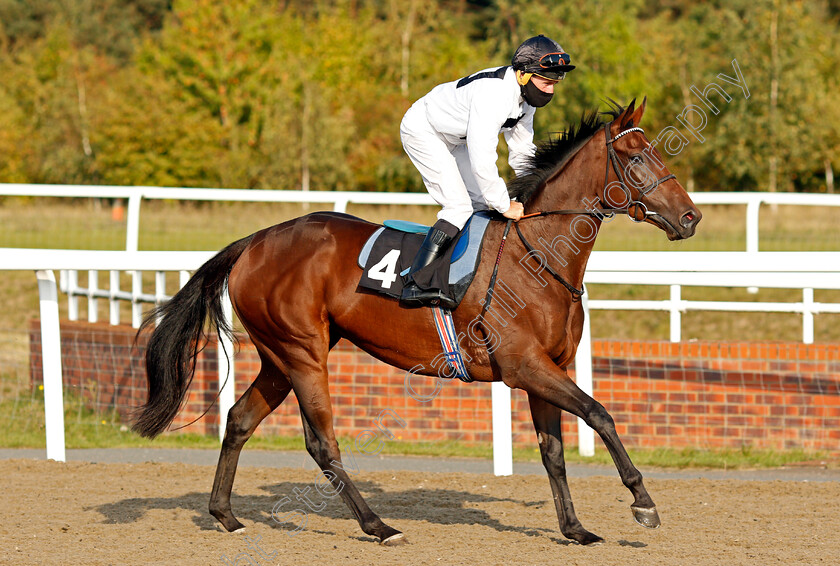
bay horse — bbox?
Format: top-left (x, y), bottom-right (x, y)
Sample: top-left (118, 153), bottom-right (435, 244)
top-left (133, 98), bottom-right (701, 546)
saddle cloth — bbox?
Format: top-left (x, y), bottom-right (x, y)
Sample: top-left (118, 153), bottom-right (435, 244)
top-left (357, 212), bottom-right (493, 309)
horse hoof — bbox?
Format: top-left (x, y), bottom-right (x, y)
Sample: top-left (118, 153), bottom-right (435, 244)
top-left (581, 534), bottom-right (605, 546)
top-left (381, 533), bottom-right (408, 546)
top-left (563, 529), bottom-right (604, 546)
top-left (210, 507), bottom-right (246, 533)
top-left (631, 505), bottom-right (661, 529)
top-left (215, 522), bottom-right (246, 534)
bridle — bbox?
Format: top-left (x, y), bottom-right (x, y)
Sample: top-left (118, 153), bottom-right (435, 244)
top-left (516, 120), bottom-right (676, 221)
top-left (488, 119), bottom-right (677, 305)
top-left (602, 122), bottom-right (675, 223)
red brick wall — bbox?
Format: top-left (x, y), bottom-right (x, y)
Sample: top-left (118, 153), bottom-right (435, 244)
top-left (30, 321), bottom-right (840, 451)
top-left (589, 341), bottom-right (840, 450)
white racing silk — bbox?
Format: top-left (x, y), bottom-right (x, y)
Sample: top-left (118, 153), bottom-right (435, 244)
top-left (400, 66), bottom-right (538, 229)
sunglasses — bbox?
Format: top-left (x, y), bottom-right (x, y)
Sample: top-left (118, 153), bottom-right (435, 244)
top-left (539, 52), bottom-right (571, 68)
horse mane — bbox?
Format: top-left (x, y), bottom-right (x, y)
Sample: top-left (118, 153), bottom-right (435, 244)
top-left (507, 100), bottom-right (625, 204)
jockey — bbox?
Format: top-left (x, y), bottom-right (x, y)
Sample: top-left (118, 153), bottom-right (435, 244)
top-left (399, 34), bottom-right (575, 308)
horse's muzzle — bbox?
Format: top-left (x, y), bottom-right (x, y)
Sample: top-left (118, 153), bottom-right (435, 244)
top-left (678, 208), bottom-right (701, 238)
top-left (657, 207), bottom-right (701, 241)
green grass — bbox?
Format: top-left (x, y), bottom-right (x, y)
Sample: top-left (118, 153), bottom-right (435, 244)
top-left (1, 386), bottom-right (830, 470)
top-left (5, 199), bottom-right (840, 252)
top-left (560, 445), bottom-right (832, 470)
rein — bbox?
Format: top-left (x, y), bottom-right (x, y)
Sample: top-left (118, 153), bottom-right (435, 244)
top-left (485, 119), bottom-right (678, 302)
top-left (514, 221), bottom-right (585, 298)
top-left (480, 219), bottom-right (513, 316)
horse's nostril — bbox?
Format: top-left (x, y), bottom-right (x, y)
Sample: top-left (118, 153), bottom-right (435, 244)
top-left (680, 211), bottom-right (697, 227)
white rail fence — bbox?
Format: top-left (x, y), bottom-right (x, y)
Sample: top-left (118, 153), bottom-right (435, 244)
top-left (6, 248), bottom-right (840, 474)
top-left (3, 186), bottom-right (840, 472)
top-left (5, 184), bottom-right (840, 330)
top-left (3, 183), bottom-right (840, 252)
top-left (10, 250), bottom-right (217, 463)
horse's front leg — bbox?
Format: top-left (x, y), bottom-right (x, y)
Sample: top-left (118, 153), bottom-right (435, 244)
top-left (528, 393), bottom-right (604, 545)
top-left (502, 350), bottom-right (660, 530)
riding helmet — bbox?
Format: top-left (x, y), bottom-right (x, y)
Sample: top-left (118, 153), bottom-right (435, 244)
top-left (511, 35), bottom-right (575, 80)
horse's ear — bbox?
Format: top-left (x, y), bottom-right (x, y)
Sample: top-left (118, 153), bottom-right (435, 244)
top-left (627, 96), bottom-right (647, 127)
top-left (619, 98), bottom-right (637, 128)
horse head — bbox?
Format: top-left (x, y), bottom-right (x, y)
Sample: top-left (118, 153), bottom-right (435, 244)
top-left (600, 97), bottom-right (702, 240)
top-left (509, 98), bottom-right (702, 243)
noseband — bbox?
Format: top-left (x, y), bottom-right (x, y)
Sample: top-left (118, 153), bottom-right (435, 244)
top-left (603, 122), bottom-right (675, 222)
top-left (508, 119), bottom-right (678, 301)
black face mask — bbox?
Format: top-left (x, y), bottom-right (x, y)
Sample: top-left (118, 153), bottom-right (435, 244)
top-left (521, 79), bottom-right (553, 107)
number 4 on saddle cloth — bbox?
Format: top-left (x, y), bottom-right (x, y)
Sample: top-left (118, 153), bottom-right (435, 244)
top-left (357, 211), bottom-right (493, 309)
top-left (357, 212), bottom-right (494, 383)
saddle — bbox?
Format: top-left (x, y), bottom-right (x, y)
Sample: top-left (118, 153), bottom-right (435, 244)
top-left (357, 212), bottom-right (493, 309)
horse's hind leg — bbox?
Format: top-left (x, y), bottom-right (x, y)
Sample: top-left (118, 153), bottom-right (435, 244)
top-left (294, 371), bottom-right (405, 545)
top-left (528, 393), bottom-right (603, 545)
top-left (209, 351), bottom-right (292, 532)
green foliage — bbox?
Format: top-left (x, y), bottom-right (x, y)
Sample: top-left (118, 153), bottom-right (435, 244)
top-left (0, 0), bottom-right (168, 60)
top-left (0, 0), bottom-right (57, 50)
top-left (657, 0), bottom-right (835, 192)
top-left (0, 0), bottom-right (837, 192)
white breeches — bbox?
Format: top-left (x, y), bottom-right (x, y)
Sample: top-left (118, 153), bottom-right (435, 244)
top-left (400, 100), bottom-right (492, 230)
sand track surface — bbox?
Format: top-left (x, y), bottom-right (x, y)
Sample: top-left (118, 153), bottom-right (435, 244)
top-left (3, 459), bottom-right (839, 565)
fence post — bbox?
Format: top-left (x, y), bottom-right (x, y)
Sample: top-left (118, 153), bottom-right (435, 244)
top-left (109, 270), bottom-right (120, 325)
top-left (491, 381), bottom-right (513, 476)
top-left (154, 271), bottom-right (166, 326)
top-left (218, 289), bottom-right (235, 442)
top-left (802, 287), bottom-right (814, 344)
top-left (746, 198), bottom-right (760, 253)
top-left (131, 270), bottom-right (143, 328)
top-left (87, 270), bottom-right (98, 323)
top-left (746, 198), bottom-right (760, 294)
top-left (67, 270), bottom-right (79, 321)
top-left (36, 270), bottom-right (66, 463)
top-left (333, 197), bottom-right (349, 214)
top-left (576, 289), bottom-right (596, 457)
top-left (670, 284), bottom-right (682, 342)
top-left (125, 193), bottom-right (142, 252)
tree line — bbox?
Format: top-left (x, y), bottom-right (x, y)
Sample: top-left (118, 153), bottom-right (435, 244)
top-left (0, 0), bottom-right (837, 193)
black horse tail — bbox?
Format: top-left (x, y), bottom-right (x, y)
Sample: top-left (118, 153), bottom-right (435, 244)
top-left (132, 234), bottom-right (255, 438)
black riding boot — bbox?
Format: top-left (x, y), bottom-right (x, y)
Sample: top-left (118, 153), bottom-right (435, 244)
top-left (400, 220), bottom-right (459, 309)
